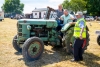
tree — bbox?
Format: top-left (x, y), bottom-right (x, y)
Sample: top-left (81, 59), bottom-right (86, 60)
top-left (62, 0), bottom-right (87, 13)
top-left (1, 0), bottom-right (24, 14)
top-left (86, 0), bottom-right (100, 16)
top-left (62, 0), bottom-right (70, 10)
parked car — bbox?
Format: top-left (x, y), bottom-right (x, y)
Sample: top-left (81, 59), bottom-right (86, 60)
top-left (10, 15), bottom-right (15, 19)
top-left (12, 14), bottom-right (23, 19)
top-left (97, 16), bottom-right (100, 21)
top-left (85, 16), bottom-right (94, 21)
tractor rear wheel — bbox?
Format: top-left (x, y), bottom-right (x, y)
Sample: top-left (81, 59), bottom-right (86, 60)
top-left (97, 35), bottom-right (100, 46)
top-left (71, 30), bottom-right (90, 53)
top-left (12, 35), bottom-right (22, 52)
top-left (64, 26), bottom-right (90, 54)
top-left (82, 31), bottom-right (90, 50)
top-left (22, 37), bottom-right (44, 61)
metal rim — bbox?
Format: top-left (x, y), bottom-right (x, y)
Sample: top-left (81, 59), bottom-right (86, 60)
top-left (28, 41), bottom-right (42, 58)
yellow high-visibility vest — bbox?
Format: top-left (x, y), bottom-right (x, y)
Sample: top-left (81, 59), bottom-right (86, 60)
top-left (74, 18), bottom-right (86, 38)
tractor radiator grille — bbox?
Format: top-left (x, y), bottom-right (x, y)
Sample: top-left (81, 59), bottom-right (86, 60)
top-left (18, 24), bottom-right (22, 36)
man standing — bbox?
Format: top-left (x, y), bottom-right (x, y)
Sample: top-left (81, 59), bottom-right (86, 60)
top-left (60, 9), bottom-right (75, 54)
top-left (71, 12), bottom-right (86, 62)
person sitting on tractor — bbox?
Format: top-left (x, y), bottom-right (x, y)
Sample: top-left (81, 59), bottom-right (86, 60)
top-left (55, 4), bottom-right (64, 31)
top-left (56, 4), bottom-right (64, 20)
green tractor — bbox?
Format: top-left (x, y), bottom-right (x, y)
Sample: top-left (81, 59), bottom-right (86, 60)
top-left (12, 7), bottom-right (90, 61)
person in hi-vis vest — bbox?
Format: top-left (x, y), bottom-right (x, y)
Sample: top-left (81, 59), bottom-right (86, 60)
top-left (71, 12), bottom-right (86, 62)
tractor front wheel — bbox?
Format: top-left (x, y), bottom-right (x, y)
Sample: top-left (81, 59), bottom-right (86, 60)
top-left (22, 37), bottom-right (44, 61)
top-left (12, 35), bottom-right (22, 52)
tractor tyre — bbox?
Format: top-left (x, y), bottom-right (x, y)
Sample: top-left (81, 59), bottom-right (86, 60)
top-left (82, 30), bottom-right (90, 50)
top-left (97, 35), bottom-right (100, 46)
top-left (0, 19), bottom-right (2, 21)
top-left (22, 37), bottom-right (44, 61)
top-left (12, 35), bottom-right (22, 52)
top-left (71, 30), bottom-right (90, 54)
top-left (64, 27), bottom-right (90, 54)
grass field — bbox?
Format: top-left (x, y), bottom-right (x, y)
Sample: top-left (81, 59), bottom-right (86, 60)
top-left (0, 18), bottom-right (100, 67)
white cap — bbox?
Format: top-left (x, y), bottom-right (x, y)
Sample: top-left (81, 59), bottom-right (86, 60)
top-left (75, 11), bottom-right (83, 15)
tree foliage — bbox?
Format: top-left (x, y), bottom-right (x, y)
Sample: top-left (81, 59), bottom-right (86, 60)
top-left (86, 0), bottom-right (100, 16)
top-left (62, 0), bottom-right (70, 10)
top-left (62, 0), bottom-right (100, 16)
top-left (1, 0), bottom-right (24, 14)
top-left (62, 0), bottom-right (87, 13)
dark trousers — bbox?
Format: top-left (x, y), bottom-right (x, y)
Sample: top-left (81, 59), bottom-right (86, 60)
top-left (73, 38), bottom-right (84, 61)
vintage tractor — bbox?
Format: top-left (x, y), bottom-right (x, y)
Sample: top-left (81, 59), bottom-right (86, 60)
top-left (12, 7), bottom-right (90, 61)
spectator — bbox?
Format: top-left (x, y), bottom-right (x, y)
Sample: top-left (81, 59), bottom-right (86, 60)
top-left (60, 9), bottom-right (75, 54)
top-left (71, 12), bottom-right (86, 62)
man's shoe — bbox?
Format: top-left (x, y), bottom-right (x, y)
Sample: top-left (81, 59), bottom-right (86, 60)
top-left (79, 59), bottom-right (83, 61)
top-left (70, 59), bottom-right (79, 62)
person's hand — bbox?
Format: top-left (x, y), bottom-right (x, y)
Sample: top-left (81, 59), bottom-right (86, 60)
top-left (70, 17), bottom-right (74, 20)
top-left (69, 22), bottom-right (73, 25)
top-left (80, 35), bottom-right (83, 39)
top-left (58, 18), bottom-right (60, 20)
top-left (69, 22), bottom-right (75, 25)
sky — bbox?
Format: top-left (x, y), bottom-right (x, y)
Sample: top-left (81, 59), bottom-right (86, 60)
top-left (0, 0), bottom-right (64, 13)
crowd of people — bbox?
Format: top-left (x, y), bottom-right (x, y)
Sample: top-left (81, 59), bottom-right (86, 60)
top-left (55, 4), bottom-right (86, 62)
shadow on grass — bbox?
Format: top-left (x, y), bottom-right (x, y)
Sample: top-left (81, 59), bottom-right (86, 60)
top-left (17, 47), bottom-right (69, 67)
top-left (15, 47), bottom-right (100, 67)
top-left (79, 52), bottom-right (100, 67)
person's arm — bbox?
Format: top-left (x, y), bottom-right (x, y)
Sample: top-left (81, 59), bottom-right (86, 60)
top-left (70, 22), bottom-right (76, 25)
top-left (70, 14), bottom-right (75, 20)
top-left (60, 15), bottom-right (64, 20)
top-left (55, 9), bottom-right (58, 12)
top-left (79, 21), bottom-right (85, 39)
top-left (80, 28), bottom-right (84, 39)
top-left (69, 14), bottom-right (75, 25)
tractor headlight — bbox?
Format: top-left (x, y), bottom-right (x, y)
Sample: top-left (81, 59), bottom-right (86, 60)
top-left (27, 25), bottom-right (31, 30)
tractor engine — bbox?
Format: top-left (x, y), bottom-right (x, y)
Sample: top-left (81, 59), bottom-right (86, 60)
top-left (17, 19), bottom-right (60, 46)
